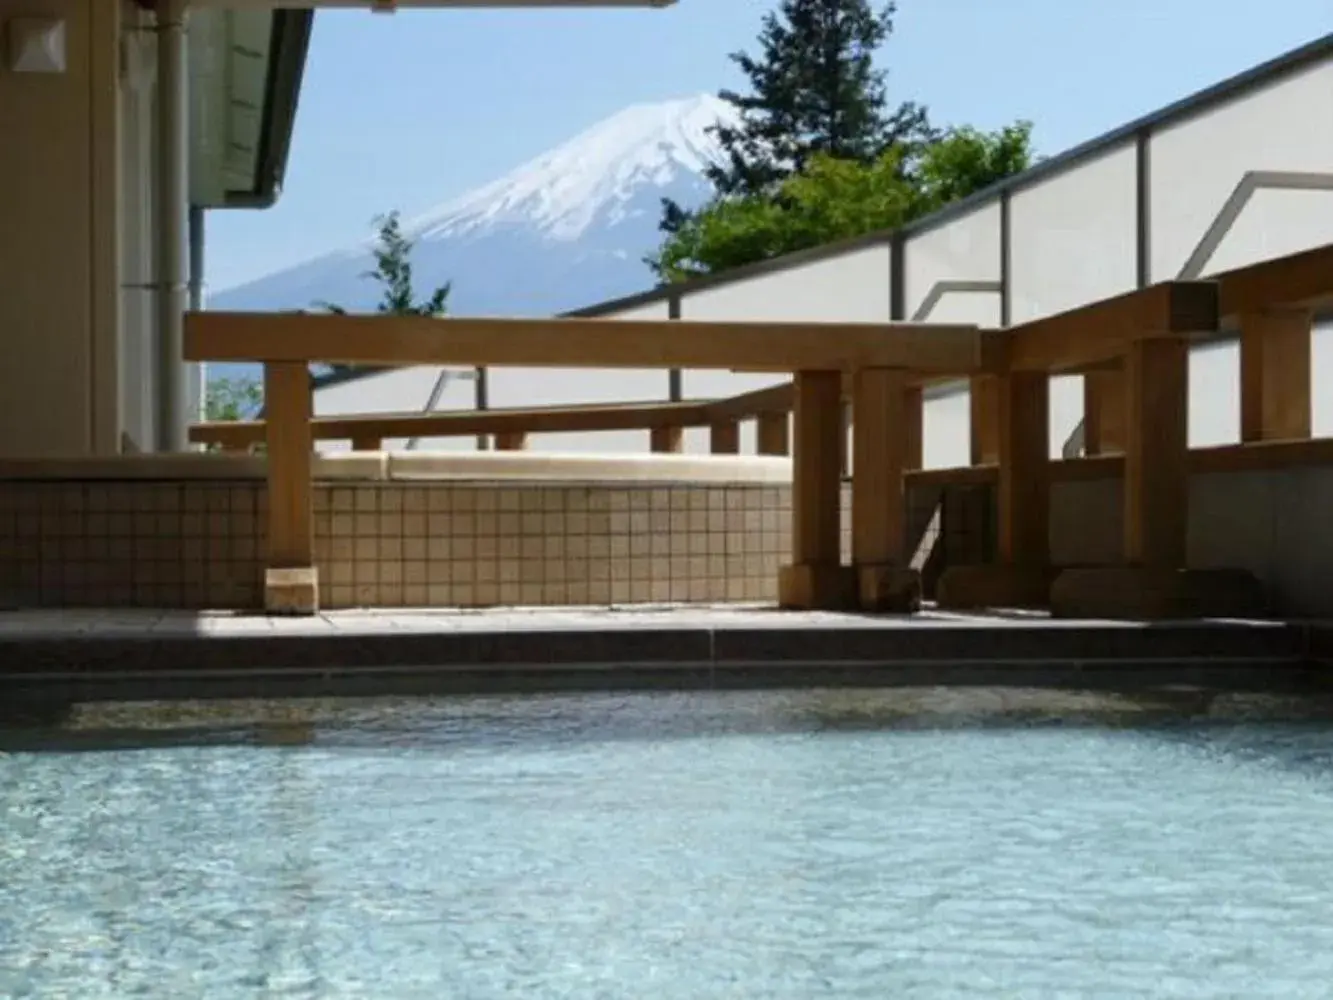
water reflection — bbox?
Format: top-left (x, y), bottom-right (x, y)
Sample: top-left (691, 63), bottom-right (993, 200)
top-left (4, 690), bottom-right (1333, 998)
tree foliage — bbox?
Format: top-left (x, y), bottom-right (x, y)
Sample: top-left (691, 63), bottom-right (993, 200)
top-left (651, 0), bottom-right (1035, 281)
top-left (652, 121), bottom-right (1034, 282)
top-left (315, 210), bottom-right (453, 375)
top-left (316, 210), bottom-right (452, 318)
top-left (703, 0), bottom-right (929, 200)
top-left (203, 377), bottom-right (262, 422)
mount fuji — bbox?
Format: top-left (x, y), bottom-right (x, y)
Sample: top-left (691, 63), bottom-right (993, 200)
top-left (210, 94), bottom-right (735, 320)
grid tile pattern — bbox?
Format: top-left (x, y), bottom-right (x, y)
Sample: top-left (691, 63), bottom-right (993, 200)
top-left (0, 479), bottom-right (847, 610)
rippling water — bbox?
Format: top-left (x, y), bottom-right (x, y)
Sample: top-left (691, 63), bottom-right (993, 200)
top-left (5, 690), bottom-right (1333, 998)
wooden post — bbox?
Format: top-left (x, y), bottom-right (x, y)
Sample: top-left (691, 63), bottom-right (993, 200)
top-left (969, 375), bottom-right (1000, 465)
top-left (263, 361), bottom-right (317, 614)
top-left (997, 371), bottom-right (1050, 568)
top-left (756, 412), bottom-right (789, 456)
top-left (1083, 367), bottom-right (1125, 455)
top-left (495, 431), bottom-right (527, 451)
top-left (778, 370), bottom-right (851, 609)
top-left (1124, 337), bottom-right (1188, 569)
top-left (350, 433), bottom-right (382, 452)
top-left (650, 426), bottom-right (683, 453)
top-left (1240, 308), bottom-right (1312, 442)
top-left (838, 400), bottom-right (852, 475)
top-left (709, 419), bottom-right (740, 454)
top-left (904, 385), bottom-right (923, 471)
top-left (850, 368), bottom-right (919, 611)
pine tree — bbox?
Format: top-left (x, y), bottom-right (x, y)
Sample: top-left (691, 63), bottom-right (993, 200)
top-left (661, 0), bottom-right (931, 234)
top-left (316, 211), bottom-right (451, 319)
top-left (314, 211), bottom-right (452, 375)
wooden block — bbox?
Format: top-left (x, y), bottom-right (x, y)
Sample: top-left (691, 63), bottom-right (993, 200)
top-left (265, 566), bottom-right (319, 616)
top-left (1083, 367), bottom-right (1125, 455)
top-left (777, 563), bottom-right (857, 611)
top-left (857, 564), bottom-right (922, 613)
top-left (997, 371), bottom-right (1049, 567)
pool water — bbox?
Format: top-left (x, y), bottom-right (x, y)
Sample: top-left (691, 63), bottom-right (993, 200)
top-left (4, 690), bottom-right (1333, 998)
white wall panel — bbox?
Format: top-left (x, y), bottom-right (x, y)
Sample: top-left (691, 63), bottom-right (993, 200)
top-left (679, 244), bottom-right (892, 323)
top-left (903, 203), bottom-right (1002, 322)
top-left (487, 367), bottom-right (668, 454)
top-left (314, 366), bottom-right (476, 453)
top-left (1009, 142), bottom-right (1139, 324)
top-left (1149, 59), bottom-right (1333, 280)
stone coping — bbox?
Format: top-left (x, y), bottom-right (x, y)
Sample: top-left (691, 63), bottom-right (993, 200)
top-left (0, 451), bottom-right (794, 485)
top-left (0, 607), bottom-right (1320, 705)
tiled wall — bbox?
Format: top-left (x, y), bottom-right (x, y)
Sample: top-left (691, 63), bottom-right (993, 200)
top-left (0, 479), bottom-right (854, 610)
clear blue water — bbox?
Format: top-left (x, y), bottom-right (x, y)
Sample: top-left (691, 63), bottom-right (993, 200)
top-left (4, 690), bottom-right (1333, 998)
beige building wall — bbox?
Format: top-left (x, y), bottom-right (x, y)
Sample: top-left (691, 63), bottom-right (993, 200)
top-left (0, 0), bottom-right (121, 458)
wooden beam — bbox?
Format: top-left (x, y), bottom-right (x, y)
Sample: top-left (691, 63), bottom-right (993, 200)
top-left (998, 371), bottom-right (1049, 567)
top-left (756, 412), bottom-right (789, 456)
top-left (1005, 281), bottom-right (1218, 373)
top-left (709, 420), bottom-right (740, 454)
top-left (705, 381), bottom-right (794, 421)
top-left (184, 312), bottom-right (985, 374)
top-left (495, 431), bottom-right (527, 451)
top-left (263, 361), bottom-right (317, 615)
top-left (1083, 367), bottom-right (1125, 455)
top-left (192, 398), bottom-right (711, 450)
top-left (1124, 337), bottom-right (1189, 568)
top-left (350, 433), bottom-right (382, 452)
top-left (1239, 308), bottom-right (1312, 442)
top-left (650, 426), bottom-right (683, 453)
top-left (969, 375), bottom-right (1000, 465)
top-left (1217, 243), bottom-right (1333, 321)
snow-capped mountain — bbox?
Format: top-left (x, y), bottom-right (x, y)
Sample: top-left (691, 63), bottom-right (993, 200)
top-left (211, 94), bottom-right (735, 319)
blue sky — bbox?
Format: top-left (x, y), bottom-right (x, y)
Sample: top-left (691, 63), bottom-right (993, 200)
top-left (206, 0), bottom-right (1333, 293)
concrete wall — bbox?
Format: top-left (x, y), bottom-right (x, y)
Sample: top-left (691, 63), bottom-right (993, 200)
top-left (1047, 465), bottom-right (1333, 619)
top-left (0, 0), bottom-right (120, 457)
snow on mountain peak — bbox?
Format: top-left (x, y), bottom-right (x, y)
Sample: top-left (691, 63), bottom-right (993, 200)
top-left (407, 93), bottom-right (737, 243)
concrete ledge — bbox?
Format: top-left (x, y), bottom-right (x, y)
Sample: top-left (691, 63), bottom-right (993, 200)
top-left (936, 564), bottom-right (1056, 610)
top-left (1051, 566), bottom-right (1269, 620)
top-left (0, 612), bottom-right (1315, 705)
top-left (387, 450), bottom-right (793, 484)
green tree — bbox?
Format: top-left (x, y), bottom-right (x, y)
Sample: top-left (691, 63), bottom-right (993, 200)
top-left (650, 122), bottom-right (1034, 282)
top-left (661, 0), bottom-right (930, 234)
top-left (203, 377), bottom-right (262, 422)
top-left (315, 210), bottom-right (453, 375)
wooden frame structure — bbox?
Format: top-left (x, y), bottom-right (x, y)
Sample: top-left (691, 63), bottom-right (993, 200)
top-left (186, 316), bottom-right (982, 614)
top-left (184, 242), bottom-right (1333, 620)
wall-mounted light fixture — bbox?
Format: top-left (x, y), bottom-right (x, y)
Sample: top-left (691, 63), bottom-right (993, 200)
top-left (5, 17), bottom-right (67, 74)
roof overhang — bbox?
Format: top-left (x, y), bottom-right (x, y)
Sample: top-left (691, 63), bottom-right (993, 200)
top-left (189, 9), bottom-right (313, 210)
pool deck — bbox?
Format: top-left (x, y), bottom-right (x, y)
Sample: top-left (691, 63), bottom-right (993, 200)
top-left (2, 604), bottom-right (1331, 703)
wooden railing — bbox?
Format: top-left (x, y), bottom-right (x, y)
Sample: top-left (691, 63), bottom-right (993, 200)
top-left (183, 242), bottom-right (1333, 619)
top-left (191, 382), bottom-right (796, 456)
